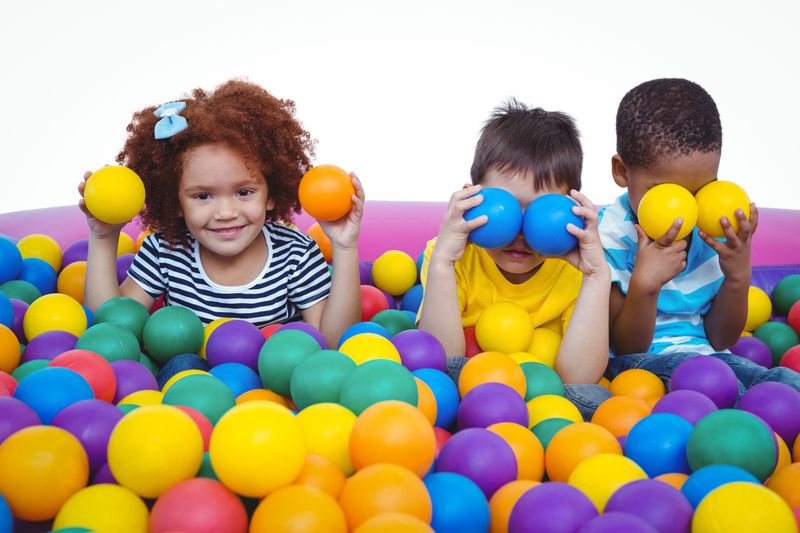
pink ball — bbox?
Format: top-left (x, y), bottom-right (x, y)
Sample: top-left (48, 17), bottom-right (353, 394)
top-left (49, 349), bottom-right (117, 403)
top-left (149, 478), bottom-right (248, 533)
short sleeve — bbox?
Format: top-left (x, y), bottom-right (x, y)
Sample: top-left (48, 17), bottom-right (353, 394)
top-left (418, 238), bottom-right (466, 322)
top-left (598, 202), bottom-right (636, 292)
top-left (127, 234), bottom-right (167, 298)
top-left (287, 238), bottom-right (331, 309)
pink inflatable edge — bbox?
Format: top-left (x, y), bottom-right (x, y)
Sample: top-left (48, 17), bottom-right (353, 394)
top-left (1, 202), bottom-right (798, 265)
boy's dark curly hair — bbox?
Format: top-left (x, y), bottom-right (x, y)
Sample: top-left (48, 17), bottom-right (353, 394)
top-left (616, 78), bottom-right (722, 168)
top-left (117, 79), bottom-right (315, 242)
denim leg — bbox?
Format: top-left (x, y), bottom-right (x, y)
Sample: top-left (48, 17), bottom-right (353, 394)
top-left (564, 384), bottom-right (613, 421)
top-left (712, 352), bottom-right (800, 394)
top-left (445, 356), bottom-right (469, 383)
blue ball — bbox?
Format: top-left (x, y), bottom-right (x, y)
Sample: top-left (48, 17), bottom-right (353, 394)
top-left (680, 464), bottom-right (760, 508)
top-left (19, 257), bottom-right (58, 295)
top-left (13, 367), bottom-right (94, 424)
top-left (156, 353), bottom-right (210, 389)
top-left (414, 368), bottom-right (459, 429)
top-left (0, 237), bottom-right (22, 285)
top-left (424, 472), bottom-right (490, 533)
top-left (0, 493), bottom-right (11, 533)
top-left (416, 250), bottom-right (425, 283)
top-left (464, 188), bottom-right (523, 249)
top-left (0, 292), bottom-right (12, 329)
top-left (624, 413), bottom-right (693, 477)
top-left (401, 284), bottom-right (424, 313)
top-left (209, 362), bottom-right (262, 398)
top-left (337, 321), bottom-right (391, 348)
top-left (522, 193), bottom-right (583, 255)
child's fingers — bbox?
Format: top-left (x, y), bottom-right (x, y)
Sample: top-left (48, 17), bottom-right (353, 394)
top-left (463, 214), bottom-right (488, 232)
top-left (349, 173), bottom-right (365, 200)
top-left (569, 189), bottom-right (595, 210)
top-left (749, 203), bottom-right (759, 235)
top-left (634, 224), bottom-right (651, 250)
top-left (697, 229), bottom-right (724, 254)
top-left (656, 219), bottom-right (683, 247)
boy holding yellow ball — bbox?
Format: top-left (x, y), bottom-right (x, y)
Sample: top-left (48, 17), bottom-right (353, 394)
top-left (598, 78), bottom-right (800, 392)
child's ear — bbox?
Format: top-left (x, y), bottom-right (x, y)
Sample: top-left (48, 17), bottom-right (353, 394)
top-left (611, 155), bottom-right (630, 188)
top-left (266, 197), bottom-right (276, 211)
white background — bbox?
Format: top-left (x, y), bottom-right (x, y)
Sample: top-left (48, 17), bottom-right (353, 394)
top-left (1, 0), bottom-right (798, 214)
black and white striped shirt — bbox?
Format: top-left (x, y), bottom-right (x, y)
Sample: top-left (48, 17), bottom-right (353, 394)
top-left (128, 222), bottom-right (331, 326)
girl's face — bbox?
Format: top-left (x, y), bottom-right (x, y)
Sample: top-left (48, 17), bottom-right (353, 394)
top-left (178, 143), bottom-right (274, 262)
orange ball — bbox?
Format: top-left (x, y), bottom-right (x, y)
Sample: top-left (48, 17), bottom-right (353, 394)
top-left (299, 164), bottom-right (355, 222)
top-left (488, 422), bottom-right (545, 481)
top-left (488, 480), bottom-right (539, 533)
top-left (0, 324), bottom-right (21, 374)
top-left (295, 454), bottom-right (347, 498)
top-left (590, 395), bottom-right (652, 438)
top-left (350, 400), bottom-right (436, 477)
top-left (236, 388), bottom-right (289, 407)
top-left (57, 260), bottom-right (87, 304)
top-left (338, 464), bottom-right (432, 530)
top-left (609, 369), bottom-right (666, 402)
top-left (544, 422), bottom-right (622, 482)
top-left (794, 431), bottom-right (800, 462)
top-left (354, 513), bottom-right (435, 533)
top-left (306, 222), bottom-right (333, 262)
top-left (250, 484), bottom-right (347, 533)
top-left (415, 378), bottom-right (438, 426)
top-left (135, 229), bottom-right (152, 251)
top-left (458, 351), bottom-right (526, 399)
top-left (766, 463), bottom-right (800, 509)
top-left (774, 434), bottom-right (792, 475)
top-left (655, 472), bottom-right (689, 490)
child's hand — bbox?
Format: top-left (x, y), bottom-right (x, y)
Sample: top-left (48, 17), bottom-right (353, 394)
top-left (562, 190), bottom-right (608, 278)
top-left (319, 173), bottom-right (364, 252)
top-left (698, 203), bottom-right (758, 285)
top-left (430, 184), bottom-right (487, 265)
top-left (630, 218), bottom-right (688, 293)
top-left (78, 171), bottom-right (125, 239)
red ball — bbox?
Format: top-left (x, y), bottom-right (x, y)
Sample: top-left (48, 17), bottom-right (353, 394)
top-left (434, 426), bottom-right (452, 457)
top-left (361, 285), bottom-right (389, 321)
top-left (788, 301), bottom-right (800, 336)
top-left (260, 323), bottom-right (282, 341)
top-left (49, 349), bottom-right (116, 402)
top-left (780, 345), bottom-right (800, 373)
top-left (149, 478), bottom-right (248, 533)
top-left (175, 406), bottom-right (213, 451)
top-left (0, 371), bottom-right (17, 394)
top-left (464, 327), bottom-right (481, 358)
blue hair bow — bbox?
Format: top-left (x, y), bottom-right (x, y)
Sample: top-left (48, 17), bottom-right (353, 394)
top-left (154, 101), bottom-right (188, 139)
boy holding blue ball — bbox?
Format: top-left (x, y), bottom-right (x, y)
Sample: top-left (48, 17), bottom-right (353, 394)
top-left (418, 100), bottom-right (613, 416)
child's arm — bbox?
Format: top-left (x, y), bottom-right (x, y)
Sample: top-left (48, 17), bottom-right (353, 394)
top-left (419, 184), bottom-right (487, 356)
top-left (701, 205), bottom-right (758, 350)
top-left (555, 191), bottom-right (610, 383)
top-left (79, 171), bottom-right (155, 312)
top-left (312, 174), bottom-right (365, 348)
top-left (609, 219), bottom-right (687, 354)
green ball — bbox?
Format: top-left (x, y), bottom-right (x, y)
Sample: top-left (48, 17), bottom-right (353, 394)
top-left (686, 409), bottom-right (777, 482)
top-left (753, 321), bottom-right (800, 364)
top-left (10, 359), bottom-right (49, 381)
top-left (520, 362), bottom-right (565, 401)
top-left (290, 349), bottom-right (357, 409)
top-left (772, 274), bottom-right (800, 316)
top-left (138, 352), bottom-right (161, 377)
top-left (531, 418), bottom-right (573, 452)
top-left (339, 359), bottom-right (418, 415)
top-left (0, 280), bottom-right (41, 304)
top-left (370, 309), bottom-right (415, 336)
top-left (117, 403), bottom-right (139, 415)
top-left (142, 306), bottom-right (204, 363)
top-left (162, 373), bottom-right (236, 425)
top-left (197, 451), bottom-right (218, 480)
top-left (76, 323), bottom-right (140, 362)
top-left (258, 329), bottom-right (321, 395)
top-left (92, 297), bottom-right (150, 342)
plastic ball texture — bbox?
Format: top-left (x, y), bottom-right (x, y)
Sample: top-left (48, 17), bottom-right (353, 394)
top-left (508, 482), bottom-right (598, 533)
top-left (637, 183), bottom-right (698, 240)
top-left (298, 164), bottom-right (355, 222)
top-left (567, 453), bottom-right (647, 511)
top-left (424, 472), bottom-right (491, 533)
top-left (475, 301), bottom-right (533, 354)
top-left (372, 250), bottom-right (418, 296)
top-left (53, 484), bottom-right (149, 533)
top-left (23, 292), bottom-right (87, 340)
top-left (84, 165), bottom-right (146, 224)
top-left (436, 427), bottom-right (517, 498)
top-left (464, 187), bottom-right (523, 249)
top-left (143, 306), bottom-right (204, 363)
top-left (522, 193), bottom-right (583, 255)
top-left (149, 478), bottom-right (248, 533)
top-left (692, 481), bottom-right (796, 533)
top-left (694, 180), bottom-right (751, 238)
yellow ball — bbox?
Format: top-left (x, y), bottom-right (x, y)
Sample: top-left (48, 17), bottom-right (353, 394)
top-left (209, 401), bottom-right (306, 497)
top-left (84, 165), bottom-right (146, 224)
top-left (745, 286), bottom-right (772, 332)
top-left (475, 301), bottom-right (533, 354)
top-left (117, 232), bottom-right (136, 256)
top-left (56, 260), bottom-right (87, 304)
top-left (161, 369), bottom-right (211, 393)
top-left (0, 426), bottom-right (89, 522)
top-left (568, 453), bottom-right (647, 511)
top-left (637, 183), bottom-right (698, 240)
top-left (200, 317), bottom-right (233, 358)
top-left (509, 351), bottom-right (545, 365)
top-left (17, 233), bottom-right (62, 271)
top-left (527, 327), bottom-right (562, 368)
top-left (371, 250), bottom-right (418, 296)
top-left (23, 292), bottom-right (87, 340)
top-left (527, 394), bottom-right (583, 428)
top-left (118, 389), bottom-right (163, 407)
top-left (692, 482), bottom-right (796, 533)
top-left (0, 323), bottom-right (21, 373)
top-left (53, 484), bottom-right (149, 533)
top-left (296, 402), bottom-right (357, 476)
top-left (108, 405), bottom-right (203, 498)
top-left (695, 180), bottom-right (751, 238)
top-left (339, 333), bottom-right (401, 365)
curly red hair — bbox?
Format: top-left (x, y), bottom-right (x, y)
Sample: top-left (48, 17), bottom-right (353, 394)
top-left (117, 79), bottom-right (315, 242)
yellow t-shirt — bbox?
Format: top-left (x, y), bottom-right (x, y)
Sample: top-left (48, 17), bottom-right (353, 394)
top-left (419, 238), bottom-right (582, 335)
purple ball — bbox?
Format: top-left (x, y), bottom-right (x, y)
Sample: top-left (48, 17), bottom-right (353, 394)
top-left (116, 254), bottom-right (135, 284)
top-left (206, 319), bottom-right (266, 370)
top-left (358, 261), bottom-right (373, 285)
top-left (0, 396), bottom-right (41, 443)
top-left (10, 298), bottom-right (28, 343)
top-left (578, 512), bottom-right (659, 533)
top-left (391, 329), bottom-right (446, 372)
top-left (21, 330), bottom-right (78, 363)
top-left (738, 381), bottom-right (800, 446)
top-left (278, 322), bottom-right (326, 350)
top-left (509, 482), bottom-right (598, 533)
top-left (110, 359), bottom-right (158, 403)
top-left (92, 462), bottom-right (118, 485)
top-left (730, 336), bottom-right (773, 368)
top-left (62, 239), bottom-right (89, 268)
top-left (606, 478), bottom-right (693, 533)
top-left (652, 389), bottom-right (718, 425)
top-left (457, 382), bottom-right (528, 429)
top-left (670, 356), bottom-right (739, 409)
top-left (51, 399), bottom-right (124, 473)
top-left (436, 427), bottom-right (517, 498)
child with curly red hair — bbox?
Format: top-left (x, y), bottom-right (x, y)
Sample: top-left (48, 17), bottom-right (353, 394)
top-left (79, 79), bottom-right (364, 348)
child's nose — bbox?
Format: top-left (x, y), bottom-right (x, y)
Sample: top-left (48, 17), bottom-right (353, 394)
top-left (215, 198), bottom-right (237, 219)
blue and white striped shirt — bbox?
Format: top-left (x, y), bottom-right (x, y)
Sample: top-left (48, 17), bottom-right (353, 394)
top-left (598, 193), bottom-right (724, 355)
top-left (128, 222), bottom-right (331, 326)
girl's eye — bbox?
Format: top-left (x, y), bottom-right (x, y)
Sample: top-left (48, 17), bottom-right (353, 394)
top-left (194, 193), bottom-right (210, 200)
top-left (237, 189), bottom-right (254, 197)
